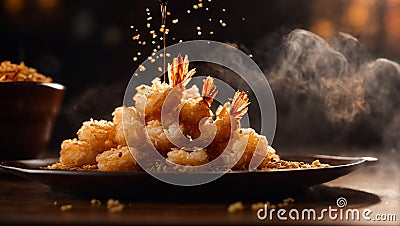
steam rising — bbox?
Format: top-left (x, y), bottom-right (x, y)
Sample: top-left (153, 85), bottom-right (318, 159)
top-left (262, 29), bottom-right (400, 149)
top-left (271, 29), bottom-right (370, 122)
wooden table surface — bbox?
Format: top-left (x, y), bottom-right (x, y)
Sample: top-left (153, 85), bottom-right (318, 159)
top-left (0, 151), bottom-right (399, 225)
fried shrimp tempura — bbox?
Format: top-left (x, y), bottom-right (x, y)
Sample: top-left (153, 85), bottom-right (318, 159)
top-left (59, 139), bottom-right (99, 166)
top-left (133, 54), bottom-right (194, 123)
top-left (146, 120), bottom-right (175, 156)
top-left (52, 54), bottom-right (324, 173)
top-left (77, 119), bottom-right (117, 151)
top-left (179, 77), bottom-right (218, 139)
top-left (96, 146), bottom-right (140, 171)
top-left (207, 91), bottom-right (250, 161)
top-left (167, 148), bottom-right (208, 166)
top-left (231, 128), bottom-right (269, 170)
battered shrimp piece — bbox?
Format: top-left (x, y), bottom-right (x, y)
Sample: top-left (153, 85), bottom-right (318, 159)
top-left (231, 128), bottom-right (270, 170)
top-left (96, 146), bottom-right (141, 171)
top-left (113, 106), bottom-right (147, 148)
top-left (167, 148), bottom-right (208, 166)
top-left (182, 85), bottom-right (200, 100)
top-left (133, 54), bottom-right (195, 123)
top-left (132, 84), bottom-right (151, 115)
top-left (179, 76), bottom-right (218, 139)
top-left (59, 139), bottom-right (98, 166)
top-left (77, 119), bottom-right (117, 151)
top-left (146, 120), bottom-right (175, 156)
top-left (207, 91), bottom-right (250, 161)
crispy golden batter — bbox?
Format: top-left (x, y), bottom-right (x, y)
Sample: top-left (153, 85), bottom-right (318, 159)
top-left (96, 146), bottom-right (140, 171)
top-left (51, 54), bottom-right (329, 172)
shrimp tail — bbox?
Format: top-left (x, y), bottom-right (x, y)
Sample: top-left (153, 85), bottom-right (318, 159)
top-left (230, 91), bottom-right (250, 120)
top-left (202, 76), bottom-right (218, 106)
top-left (168, 54), bottom-right (195, 87)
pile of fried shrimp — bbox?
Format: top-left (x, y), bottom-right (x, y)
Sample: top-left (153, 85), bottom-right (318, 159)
top-left (48, 55), bottom-right (329, 172)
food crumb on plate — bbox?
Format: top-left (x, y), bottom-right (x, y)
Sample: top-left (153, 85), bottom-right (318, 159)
top-left (227, 201), bottom-right (244, 214)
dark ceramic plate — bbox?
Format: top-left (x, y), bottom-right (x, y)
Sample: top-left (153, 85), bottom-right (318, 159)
top-left (0, 155), bottom-right (377, 200)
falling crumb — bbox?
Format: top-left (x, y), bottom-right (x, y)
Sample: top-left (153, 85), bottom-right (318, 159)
top-left (130, 25), bottom-right (134, 29)
top-left (187, 10), bottom-right (191, 14)
top-left (172, 19), bottom-right (179, 24)
top-left (137, 52), bottom-right (141, 56)
top-left (248, 54), bottom-right (253, 58)
top-left (251, 202), bottom-right (264, 211)
top-left (141, 41), bottom-right (146, 46)
top-left (146, 8), bottom-right (149, 12)
top-left (60, 204), bottom-right (72, 212)
top-left (151, 59), bottom-right (156, 63)
top-left (208, 18), bottom-right (212, 21)
top-left (146, 23), bottom-right (150, 28)
top-left (209, 31), bottom-right (214, 35)
top-left (160, 53), bottom-right (164, 57)
top-left (179, 40), bottom-right (183, 43)
top-left (159, 27), bottom-right (165, 33)
top-left (132, 34), bottom-right (140, 40)
top-left (227, 202), bottom-right (244, 214)
top-left (152, 41), bottom-right (156, 44)
top-left (206, 7), bottom-right (209, 11)
top-left (107, 199), bottom-right (125, 213)
top-left (222, 8), bottom-right (226, 12)
top-left (91, 199), bottom-right (102, 206)
top-left (134, 73), bottom-right (138, 77)
top-left (147, 17), bottom-right (152, 21)
top-left (196, 26), bottom-right (201, 30)
top-left (157, 67), bottom-right (162, 72)
top-left (167, 11), bottom-right (171, 16)
top-left (197, 31), bottom-right (202, 36)
top-left (166, 53), bottom-right (171, 57)
top-left (133, 57), bottom-right (138, 62)
top-left (242, 17), bottom-right (246, 21)
top-left (198, 3), bottom-right (203, 8)
top-left (53, 201), bottom-right (58, 206)
top-left (139, 65), bottom-right (146, 72)
top-left (221, 22), bottom-right (227, 27)
top-left (193, 5), bottom-right (199, 10)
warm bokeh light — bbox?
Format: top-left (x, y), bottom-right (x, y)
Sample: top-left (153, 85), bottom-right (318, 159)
top-left (384, 0), bottom-right (400, 53)
top-left (3, 0), bottom-right (24, 14)
top-left (37, 0), bottom-right (60, 11)
top-left (310, 18), bottom-right (335, 39)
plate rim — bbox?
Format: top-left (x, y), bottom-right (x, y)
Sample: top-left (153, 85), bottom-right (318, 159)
top-left (0, 154), bottom-right (378, 176)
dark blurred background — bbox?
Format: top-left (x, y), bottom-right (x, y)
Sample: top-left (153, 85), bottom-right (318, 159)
top-left (1, 0), bottom-right (400, 155)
